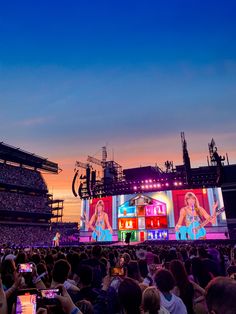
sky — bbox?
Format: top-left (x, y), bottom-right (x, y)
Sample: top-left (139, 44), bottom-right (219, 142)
top-left (1, 1), bottom-right (236, 222)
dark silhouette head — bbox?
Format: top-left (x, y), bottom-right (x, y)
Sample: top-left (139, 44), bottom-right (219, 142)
top-left (118, 277), bottom-right (142, 314)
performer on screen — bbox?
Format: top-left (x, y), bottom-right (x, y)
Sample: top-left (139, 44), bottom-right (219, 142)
top-left (175, 192), bottom-right (217, 240)
top-left (53, 231), bottom-right (60, 247)
top-left (86, 199), bottom-right (113, 242)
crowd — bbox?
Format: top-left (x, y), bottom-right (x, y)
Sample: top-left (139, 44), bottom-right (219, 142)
top-left (0, 225), bottom-right (80, 247)
top-left (0, 225), bottom-right (56, 247)
top-left (0, 191), bottom-right (50, 213)
top-left (0, 163), bottom-right (47, 190)
top-left (1, 242), bottom-right (236, 314)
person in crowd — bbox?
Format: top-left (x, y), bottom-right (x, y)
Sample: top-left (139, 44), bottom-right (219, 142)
top-left (142, 263), bottom-right (160, 286)
top-left (170, 259), bottom-right (206, 314)
top-left (118, 277), bottom-right (142, 314)
top-left (51, 259), bottom-right (79, 294)
top-left (205, 277), bottom-right (236, 314)
top-left (81, 245), bottom-right (106, 289)
top-left (138, 259), bottom-right (150, 285)
top-left (198, 246), bottom-right (220, 277)
top-left (154, 269), bottom-right (187, 314)
top-left (145, 246), bottom-right (156, 265)
top-left (126, 261), bottom-right (143, 283)
top-left (36, 262), bottom-right (51, 288)
top-left (74, 265), bottom-right (99, 304)
top-left (191, 257), bottom-right (213, 288)
top-left (119, 252), bottom-right (131, 268)
top-left (139, 283), bottom-right (149, 293)
top-left (108, 252), bottom-right (116, 268)
top-left (142, 286), bottom-right (170, 314)
top-left (55, 285), bottom-right (83, 314)
top-left (226, 264), bottom-right (236, 279)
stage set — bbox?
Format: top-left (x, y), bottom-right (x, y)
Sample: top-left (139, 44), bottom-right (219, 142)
top-left (73, 135), bottom-right (236, 243)
top-left (79, 188), bottom-right (228, 243)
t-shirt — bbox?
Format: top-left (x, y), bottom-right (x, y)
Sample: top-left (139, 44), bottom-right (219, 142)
top-left (159, 306), bottom-right (170, 314)
top-left (144, 307), bottom-right (170, 314)
top-left (160, 292), bottom-right (187, 314)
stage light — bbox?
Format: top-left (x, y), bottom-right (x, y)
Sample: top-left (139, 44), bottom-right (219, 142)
top-left (149, 185), bottom-right (153, 189)
top-left (145, 180), bottom-right (148, 183)
top-left (145, 185), bottom-right (149, 189)
top-left (165, 183), bottom-right (169, 187)
top-left (149, 179), bottom-right (152, 183)
top-left (174, 182), bottom-right (178, 186)
top-left (157, 183), bottom-right (161, 188)
top-left (153, 184), bottom-right (157, 188)
top-left (133, 186), bottom-right (137, 190)
top-left (141, 185), bottom-right (145, 189)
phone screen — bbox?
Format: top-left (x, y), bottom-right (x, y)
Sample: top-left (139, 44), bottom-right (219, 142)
top-left (18, 263), bottom-right (33, 273)
top-left (37, 289), bottom-right (60, 305)
top-left (110, 267), bottom-right (125, 276)
top-left (40, 289), bottom-right (60, 298)
top-left (16, 293), bottom-right (37, 314)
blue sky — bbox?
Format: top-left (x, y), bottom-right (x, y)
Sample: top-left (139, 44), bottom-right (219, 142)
top-left (1, 1), bottom-right (236, 220)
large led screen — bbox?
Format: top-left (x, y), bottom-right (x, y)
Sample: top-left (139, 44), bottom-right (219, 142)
top-left (80, 187), bottom-right (228, 241)
top-left (82, 196), bottom-right (113, 242)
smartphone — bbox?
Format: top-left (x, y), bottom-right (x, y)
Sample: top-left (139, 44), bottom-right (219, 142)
top-left (16, 289), bottom-right (37, 314)
top-left (110, 267), bottom-right (125, 277)
top-left (17, 263), bottom-right (33, 273)
top-left (37, 288), bottom-right (61, 305)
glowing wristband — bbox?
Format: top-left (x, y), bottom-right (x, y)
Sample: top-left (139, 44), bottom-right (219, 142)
top-left (70, 307), bottom-right (81, 314)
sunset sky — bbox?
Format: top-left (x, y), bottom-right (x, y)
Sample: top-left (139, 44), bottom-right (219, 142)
top-left (1, 1), bottom-right (236, 221)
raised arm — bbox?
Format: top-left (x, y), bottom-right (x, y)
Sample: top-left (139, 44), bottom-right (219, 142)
top-left (199, 203), bottom-right (217, 225)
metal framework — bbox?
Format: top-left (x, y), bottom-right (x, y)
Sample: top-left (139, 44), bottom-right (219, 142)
top-left (0, 142), bottom-right (59, 173)
top-left (73, 135), bottom-right (235, 200)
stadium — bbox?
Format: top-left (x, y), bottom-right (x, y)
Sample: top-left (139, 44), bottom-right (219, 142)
top-left (2, 2), bottom-right (236, 313)
top-left (1, 136), bottom-right (236, 314)
top-left (0, 142), bottom-right (79, 248)
top-left (1, 134), bottom-right (236, 248)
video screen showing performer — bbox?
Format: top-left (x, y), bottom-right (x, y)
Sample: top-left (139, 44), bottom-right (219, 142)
top-left (86, 199), bottom-right (113, 242)
top-left (175, 191), bottom-right (220, 240)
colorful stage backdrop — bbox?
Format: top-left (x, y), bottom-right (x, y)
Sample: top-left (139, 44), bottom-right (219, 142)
top-left (80, 187), bottom-right (228, 242)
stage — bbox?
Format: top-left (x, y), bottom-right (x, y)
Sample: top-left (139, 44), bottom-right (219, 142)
top-left (79, 225), bottom-right (229, 244)
top-left (66, 238), bottom-right (236, 248)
